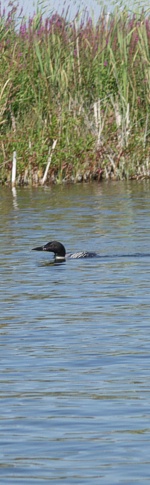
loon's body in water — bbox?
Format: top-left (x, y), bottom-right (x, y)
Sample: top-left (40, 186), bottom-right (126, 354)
top-left (32, 240), bottom-right (97, 261)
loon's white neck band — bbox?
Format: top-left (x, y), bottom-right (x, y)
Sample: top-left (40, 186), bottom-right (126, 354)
top-left (55, 255), bottom-right (66, 261)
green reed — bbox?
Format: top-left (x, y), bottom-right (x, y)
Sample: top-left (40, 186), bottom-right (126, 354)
top-left (0, 2), bottom-right (150, 184)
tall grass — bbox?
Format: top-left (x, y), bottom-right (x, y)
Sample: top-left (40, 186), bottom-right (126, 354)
top-left (0, 2), bottom-right (150, 184)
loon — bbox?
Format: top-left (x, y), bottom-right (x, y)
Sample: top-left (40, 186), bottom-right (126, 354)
top-left (32, 240), bottom-right (97, 261)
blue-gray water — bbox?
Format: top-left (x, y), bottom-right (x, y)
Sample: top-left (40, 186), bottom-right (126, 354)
top-left (0, 181), bottom-right (150, 484)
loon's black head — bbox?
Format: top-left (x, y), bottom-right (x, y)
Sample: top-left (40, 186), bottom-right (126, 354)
top-left (32, 240), bottom-right (66, 260)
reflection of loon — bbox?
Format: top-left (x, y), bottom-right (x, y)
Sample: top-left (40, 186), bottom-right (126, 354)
top-left (32, 240), bottom-right (97, 261)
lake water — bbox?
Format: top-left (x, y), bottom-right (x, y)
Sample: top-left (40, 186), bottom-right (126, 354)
top-left (0, 181), bottom-right (150, 484)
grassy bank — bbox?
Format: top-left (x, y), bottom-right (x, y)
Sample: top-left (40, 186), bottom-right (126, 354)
top-left (0, 2), bottom-right (150, 185)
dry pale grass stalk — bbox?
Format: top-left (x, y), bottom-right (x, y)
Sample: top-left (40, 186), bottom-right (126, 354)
top-left (111, 96), bottom-right (130, 147)
top-left (0, 79), bottom-right (11, 125)
top-left (41, 140), bottom-right (57, 185)
top-left (10, 105), bottom-right (16, 132)
top-left (93, 99), bottom-right (107, 148)
top-left (143, 112), bottom-right (149, 149)
top-left (12, 151), bottom-right (17, 186)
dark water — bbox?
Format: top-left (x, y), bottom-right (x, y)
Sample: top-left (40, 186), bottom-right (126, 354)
top-left (0, 181), bottom-right (150, 484)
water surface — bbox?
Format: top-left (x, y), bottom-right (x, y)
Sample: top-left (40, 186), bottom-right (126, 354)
top-left (0, 181), bottom-right (150, 484)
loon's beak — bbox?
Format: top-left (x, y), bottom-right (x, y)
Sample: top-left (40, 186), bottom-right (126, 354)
top-left (32, 245), bottom-right (45, 251)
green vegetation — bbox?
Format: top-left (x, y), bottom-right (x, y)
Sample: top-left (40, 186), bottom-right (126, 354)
top-left (0, 2), bottom-right (150, 184)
